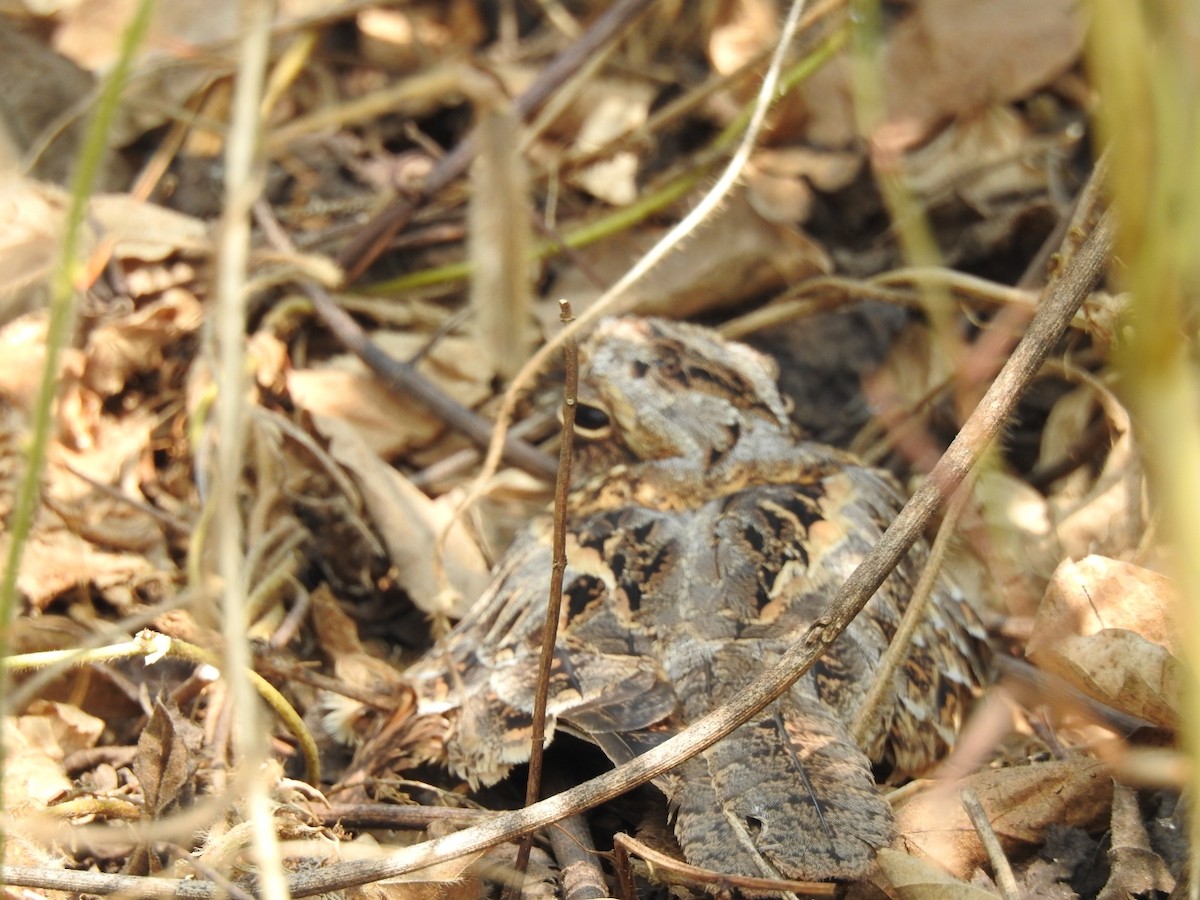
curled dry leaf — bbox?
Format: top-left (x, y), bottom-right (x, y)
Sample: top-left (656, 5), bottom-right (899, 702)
top-left (80, 290), bottom-right (205, 398)
top-left (1026, 555), bottom-right (1181, 729)
top-left (1043, 379), bottom-right (1146, 563)
top-left (892, 758), bottom-right (1112, 879)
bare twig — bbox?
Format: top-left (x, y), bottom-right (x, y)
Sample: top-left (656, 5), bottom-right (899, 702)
top-left (961, 788), bottom-right (1021, 900)
top-left (542, 765), bottom-right (609, 900)
top-left (507, 300), bottom-right (579, 898)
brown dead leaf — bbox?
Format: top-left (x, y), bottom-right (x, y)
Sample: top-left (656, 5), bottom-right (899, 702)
top-left (790, 0), bottom-right (1084, 150)
top-left (1026, 556), bottom-right (1180, 728)
top-left (876, 848), bottom-right (1000, 899)
top-left (313, 413), bottom-right (490, 619)
top-left (0, 176), bottom-right (76, 327)
top-left (883, 0), bottom-right (1085, 139)
top-left (26, 699), bottom-right (107, 757)
top-left (3, 702), bottom-right (105, 814)
top-left (893, 758), bottom-right (1112, 879)
top-left (288, 331), bottom-right (491, 459)
top-left (133, 700), bottom-right (203, 818)
top-left (1045, 379), bottom-right (1145, 562)
top-left (708, 0), bottom-right (778, 75)
top-left (903, 106), bottom-right (1051, 213)
top-left (0, 315), bottom-right (49, 408)
top-left (310, 585), bottom-right (410, 745)
top-left (744, 146), bottom-right (862, 223)
top-left (81, 290), bottom-right (204, 398)
top-left (549, 187), bottom-right (831, 325)
top-left (968, 468), bottom-right (1058, 615)
top-left (356, 1), bottom-right (485, 73)
top-left (90, 194), bottom-right (211, 261)
top-left (570, 79), bottom-right (654, 206)
top-left (6, 521), bottom-right (172, 612)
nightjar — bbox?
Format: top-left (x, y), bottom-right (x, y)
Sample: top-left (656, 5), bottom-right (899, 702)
top-left (404, 316), bottom-right (987, 881)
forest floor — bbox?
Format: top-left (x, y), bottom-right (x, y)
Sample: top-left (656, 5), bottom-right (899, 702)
top-left (0, 1), bottom-right (1188, 898)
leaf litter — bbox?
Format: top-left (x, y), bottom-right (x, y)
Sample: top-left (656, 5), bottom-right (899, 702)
top-left (0, 1), bottom-right (1187, 897)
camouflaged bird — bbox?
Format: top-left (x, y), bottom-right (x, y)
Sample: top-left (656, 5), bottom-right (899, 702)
top-left (404, 317), bottom-right (987, 881)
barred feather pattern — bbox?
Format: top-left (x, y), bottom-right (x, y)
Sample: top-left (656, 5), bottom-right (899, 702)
top-left (402, 317), bottom-right (988, 880)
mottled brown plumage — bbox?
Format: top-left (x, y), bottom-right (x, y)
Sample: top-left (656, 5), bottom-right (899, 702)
top-left (404, 317), bottom-right (987, 881)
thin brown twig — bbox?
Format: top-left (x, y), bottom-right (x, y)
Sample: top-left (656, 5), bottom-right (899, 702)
top-left (506, 300), bottom-right (579, 899)
top-left (961, 788), bottom-right (1021, 900)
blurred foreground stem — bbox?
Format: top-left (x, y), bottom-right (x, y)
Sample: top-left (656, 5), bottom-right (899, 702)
top-left (1090, 2), bottom-right (1200, 893)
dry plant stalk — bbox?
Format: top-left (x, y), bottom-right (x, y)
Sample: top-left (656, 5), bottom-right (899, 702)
top-left (507, 300), bottom-right (579, 896)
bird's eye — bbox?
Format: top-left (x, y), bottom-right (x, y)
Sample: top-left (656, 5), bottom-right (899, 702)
top-left (574, 402), bottom-right (612, 436)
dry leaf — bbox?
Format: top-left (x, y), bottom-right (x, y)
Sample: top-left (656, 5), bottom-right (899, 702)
top-left (1046, 380), bottom-right (1145, 562)
top-left (569, 79), bottom-right (654, 206)
top-left (708, 0), bottom-right (778, 75)
top-left (903, 106), bottom-right (1050, 212)
top-left (90, 194), bottom-right (211, 261)
top-left (893, 759), bottom-right (1112, 879)
top-left (969, 468), bottom-right (1058, 614)
top-left (548, 187), bottom-right (830, 324)
top-left (1026, 556), bottom-right (1180, 728)
top-left (356, 2), bottom-right (485, 73)
top-left (81, 290), bottom-right (204, 398)
top-left (133, 700), bottom-right (203, 817)
top-left (745, 146), bottom-right (862, 223)
top-left (876, 848), bottom-right (1000, 899)
top-left (288, 332), bottom-right (491, 459)
top-left (310, 585), bottom-right (410, 745)
top-left (883, 0), bottom-right (1085, 138)
top-left (6, 522), bottom-right (172, 612)
top-left (313, 413), bottom-right (490, 618)
top-left (3, 702), bottom-right (105, 813)
top-left (0, 176), bottom-right (75, 326)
